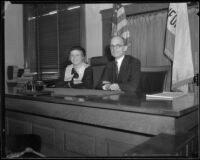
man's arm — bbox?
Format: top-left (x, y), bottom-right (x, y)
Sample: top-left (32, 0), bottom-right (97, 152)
top-left (118, 59), bottom-right (141, 92)
top-left (96, 64), bottom-right (111, 90)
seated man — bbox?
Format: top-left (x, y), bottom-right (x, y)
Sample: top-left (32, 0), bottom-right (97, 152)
top-left (99, 36), bottom-right (141, 92)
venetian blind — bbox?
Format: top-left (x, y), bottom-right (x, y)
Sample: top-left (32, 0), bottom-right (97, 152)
top-left (37, 4), bottom-right (58, 73)
top-left (24, 4), bottom-right (81, 78)
top-left (58, 4), bottom-right (81, 79)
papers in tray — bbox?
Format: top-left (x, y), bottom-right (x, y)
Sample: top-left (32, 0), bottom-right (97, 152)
top-left (146, 91), bottom-right (187, 100)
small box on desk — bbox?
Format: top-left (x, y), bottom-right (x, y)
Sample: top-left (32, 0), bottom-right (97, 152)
top-left (7, 65), bottom-right (18, 80)
top-left (7, 80), bottom-right (18, 93)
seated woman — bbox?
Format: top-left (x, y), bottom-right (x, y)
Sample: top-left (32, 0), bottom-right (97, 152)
top-left (58, 46), bottom-right (93, 89)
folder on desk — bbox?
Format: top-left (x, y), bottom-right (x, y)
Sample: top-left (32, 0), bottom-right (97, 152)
top-left (146, 91), bottom-right (186, 100)
top-left (17, 90), bottom-right (53, 96)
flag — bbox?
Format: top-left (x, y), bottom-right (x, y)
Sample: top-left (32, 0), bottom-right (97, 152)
top-left (164, 3), bottom-right (194, 93)
top-left (111, 4), bottom-right (130, 50)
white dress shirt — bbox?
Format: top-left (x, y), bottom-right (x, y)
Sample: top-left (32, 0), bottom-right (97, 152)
top-left (115, 55), bottom-right (125, 74)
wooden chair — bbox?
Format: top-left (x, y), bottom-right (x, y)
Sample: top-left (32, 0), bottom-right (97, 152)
top-left (6, 134), bottom-right (45, 158)
top-left (139, 65), bottom-right (171, 94)
top-left (90, 56), bottom-right (108, 89)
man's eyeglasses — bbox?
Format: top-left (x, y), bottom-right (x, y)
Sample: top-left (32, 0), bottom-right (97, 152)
top-left (110, 44), bottom-right (123, 49)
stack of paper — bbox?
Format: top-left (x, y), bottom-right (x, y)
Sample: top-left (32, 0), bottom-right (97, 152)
top-left (146, 91), bottom-right (186, 100)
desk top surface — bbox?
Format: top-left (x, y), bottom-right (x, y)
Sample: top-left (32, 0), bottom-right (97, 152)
top-left (5, 87), bottom-right (199, 117)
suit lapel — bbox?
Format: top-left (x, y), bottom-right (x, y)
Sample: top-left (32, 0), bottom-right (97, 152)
top-left (112, 61), bottom-right (117, 83)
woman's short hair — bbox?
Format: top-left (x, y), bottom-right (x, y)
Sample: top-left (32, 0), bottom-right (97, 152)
top-left (69, 46), bottom-right (86, 57)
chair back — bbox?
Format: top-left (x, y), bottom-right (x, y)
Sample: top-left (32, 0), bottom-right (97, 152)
top-left (139, 65), bottom-right (171, 94)
top-left (90, 56), bottom-right (108, 89)
top-left (6, 134), bottom-right (42, 153)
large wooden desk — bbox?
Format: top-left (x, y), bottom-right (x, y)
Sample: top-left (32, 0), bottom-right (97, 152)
top-left (5, 88), bottom-right (198, 157)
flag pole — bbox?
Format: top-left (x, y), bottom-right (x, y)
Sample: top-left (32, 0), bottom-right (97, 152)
top-left (163, 3), bottom-right (173, 92)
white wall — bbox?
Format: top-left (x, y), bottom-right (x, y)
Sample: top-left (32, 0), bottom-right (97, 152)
top-left (85, 4), bottom-right (113, 59)
top-left (4, 3), bottom-right (24, 85)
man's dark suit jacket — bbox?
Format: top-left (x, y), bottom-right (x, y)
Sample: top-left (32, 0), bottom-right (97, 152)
top-left (100, 55), bottom-right (141, 92)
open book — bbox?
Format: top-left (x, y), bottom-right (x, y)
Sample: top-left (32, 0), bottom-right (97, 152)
top-left (146, 91), bottom-right (187, 100)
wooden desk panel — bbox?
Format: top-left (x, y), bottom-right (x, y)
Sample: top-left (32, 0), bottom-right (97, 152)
top-left (6, 98), bottom-right (175, 135)
top-left (6, 111), bottom-right (150, 157)
top-left (5, 88), bottom-right (198, 157)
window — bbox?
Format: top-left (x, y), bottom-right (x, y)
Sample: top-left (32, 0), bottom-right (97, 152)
top-left (23, 4), bottom-right (83, 80)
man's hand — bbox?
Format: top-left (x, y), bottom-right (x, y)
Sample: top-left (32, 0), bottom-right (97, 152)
top-left (102, 81), bottom-right (111, 90)
top-left (102, 83), bottom-right (111, 90)
top-left (109, 83), bottom-right (121, 91)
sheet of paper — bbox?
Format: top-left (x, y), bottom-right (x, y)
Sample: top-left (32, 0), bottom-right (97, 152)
top-left (146, 91), bottom-right (186, 100)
